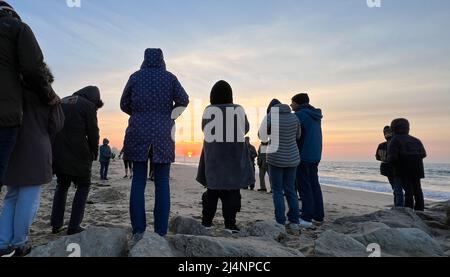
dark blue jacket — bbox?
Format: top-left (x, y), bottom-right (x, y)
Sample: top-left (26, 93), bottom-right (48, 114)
top-left (294, 104), bottom-right (323, 163)
top-left (121, 49), bottom-right (189, 163)
top-left (99, 144), bottom-right (112, 163)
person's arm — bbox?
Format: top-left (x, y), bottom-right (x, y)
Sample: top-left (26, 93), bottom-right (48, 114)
top-left (387, 138), bottom-right (399, 164)
top-left (172, 77), bottom-right (190, 120)
top-left (17, 23), bottom-right (57, 105)
top-left (375, 144), bottom-right (383, 161)
top-left (258, 115), bottom-right (270, 143)
top-left (86, 107), bottom-right (100, 161)
top-left (120, 74), bottom-right (135, 115)
top-left (296, 120), bottom-right (302, 141)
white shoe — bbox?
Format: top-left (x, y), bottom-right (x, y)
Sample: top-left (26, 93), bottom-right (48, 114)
top-left (298, 219), bottom-right (313, 229)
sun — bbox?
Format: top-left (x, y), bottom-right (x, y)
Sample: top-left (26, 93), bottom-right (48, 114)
top-left (187, 151), bottom-right (193, 158)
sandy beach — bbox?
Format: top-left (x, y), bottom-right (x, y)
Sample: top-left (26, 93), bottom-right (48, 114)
top-left (0, 160), bottom-right (395, 249)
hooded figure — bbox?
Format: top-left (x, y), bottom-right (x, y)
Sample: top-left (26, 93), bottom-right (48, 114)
top-left (388, 118), bottom-right (427, 179)
top-left (388, 118), bottom-right (427, 211)
top-left (50, 86), bottom-right (102, 236)
top-left (121, 48), bottom-right (189, 238)
top-left (291, 94), bottom-right (323, 163)
top-left (99, 138), bottom-right (112, 180)
top-left (53, 86), bottom-right (102, 177)
top-left (121, 48), bottom-right (189, 163)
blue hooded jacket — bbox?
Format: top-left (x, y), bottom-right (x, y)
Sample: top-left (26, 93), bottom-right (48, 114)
top-left (294, 104), bottom-right (323, 163)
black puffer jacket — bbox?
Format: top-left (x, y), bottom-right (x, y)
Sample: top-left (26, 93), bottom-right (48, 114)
top-left (0, 11), bottom-right (57, 127)
top-left (53, 86), bottom-right (101, 178)
top-left (388, 119), bottom-right (427, 179)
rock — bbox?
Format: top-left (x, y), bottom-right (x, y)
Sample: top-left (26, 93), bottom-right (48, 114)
top-left (167, 235), bottom-right (303, 257)
top-left (445, 250), bottom-right (450, 257)
top-left (352, 228), bottom-right (444, 257)
top-left (334, 221), bottom-right (390, 235)
top-left (169, 216), bottom-right (210, 236)
top-left (415, 211), bottom-right (449, 230)
top-left (335, 208), bottom-right (431, 234)
top-left (89, 188), bottom-right (126, 203)
top-left (129, 232), bottom-right (174, 257)
top-left (28, 227), bottom-right (128, 257)
top-left (245, 220), bottom-right (287, 240)
top-left (314, 230), bottom-right (368, 257)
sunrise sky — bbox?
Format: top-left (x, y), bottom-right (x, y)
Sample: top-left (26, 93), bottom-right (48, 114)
top-left (9, 0), bottom-right (450, 162)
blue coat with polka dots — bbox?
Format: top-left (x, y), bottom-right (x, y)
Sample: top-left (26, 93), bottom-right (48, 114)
top-left (120, 49), bottom-right (189, 163)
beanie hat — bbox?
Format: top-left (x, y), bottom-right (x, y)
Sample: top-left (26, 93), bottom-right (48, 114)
top-left (210, 80), bottom-right (233, 105)
top-left (292, 93), bottom-right (310, 106)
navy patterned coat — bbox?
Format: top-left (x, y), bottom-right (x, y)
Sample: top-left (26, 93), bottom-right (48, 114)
top-left (121, 49), bottom-right (189, 163)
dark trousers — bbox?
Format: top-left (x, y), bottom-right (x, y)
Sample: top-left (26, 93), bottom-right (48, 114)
top-left (401, 177), bottom-right (425, 211)
top-left (51, 174), bottom-right (91, 231)
top-left (130, 162), bottom-right (171, 236)
top-left (100, 161), bottom-right (110, 180)
top-left (297, 162), bottom-right (325, 222)
top-left (0, 127), bottom-right (19, 189)
top-left (202, 189), bottom-right (241, 228)
top-left (259, 166), bottom-right (271, 191)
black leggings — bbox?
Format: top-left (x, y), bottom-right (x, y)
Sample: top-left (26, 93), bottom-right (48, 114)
top-left (124, 160), bottom-right (133, 170)
top-left (202, 189), bottom-right (241, 228)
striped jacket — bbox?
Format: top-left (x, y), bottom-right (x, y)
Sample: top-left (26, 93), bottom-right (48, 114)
top-left (259, 104), bottom-right (301, 168)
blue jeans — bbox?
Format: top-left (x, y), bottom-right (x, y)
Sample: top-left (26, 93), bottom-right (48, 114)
top-left (0, 127), bottom-right (19, 186)
top-left (100, 161), bottom-right (110, 180)
top-left (297, 162), bottom-right (324, 222)
top-left (130, 162), bottom-right (171, 236)
top-left (268, 165), bottom-right (300, 225)
top-left (0, 185), bottom-right (41, 249)
top-left (390, 177), bottom-right (405, 208)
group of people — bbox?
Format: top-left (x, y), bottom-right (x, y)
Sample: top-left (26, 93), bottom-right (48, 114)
top-left (0, 1), bottom-right (429, 258)
top-left (376, 120), bottom-right (427, 211)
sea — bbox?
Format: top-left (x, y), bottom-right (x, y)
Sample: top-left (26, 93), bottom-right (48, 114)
top-left (176, 157), bottom-right (450, 202)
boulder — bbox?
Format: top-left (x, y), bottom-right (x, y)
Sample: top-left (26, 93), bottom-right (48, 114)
top-left (245, 220), bottom-right (287, 240)
top-left (335, 208), bottom-right (431, 234)
top-left (28, 227), bottom-right (128, 257)
top-left (167, 235), bottom-right (303, 257)
top-left (352, 228), bottom-right (444, 257)
top-left (129, 232), bottom-right (174, 257)
top-left (314, 230), bottom-right (367, 257)
top-left (169, 216), bottom-right (210, 236)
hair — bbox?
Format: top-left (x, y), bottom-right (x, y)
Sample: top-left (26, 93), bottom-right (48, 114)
top-left (97, 100), bottom-right (104, 109)
top-left (291, 93), bottom-right (310, 106)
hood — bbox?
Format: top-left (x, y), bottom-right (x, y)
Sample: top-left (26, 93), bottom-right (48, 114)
top-left (391, 118), bottom-right (410, 135)
top-left (0, 1), bottom-right (20, 20)
top-left (275, 104), bottom-right (292, 114)
top-left (300, 104), bottom-right (323, 121)
top-left (267, 99), bottom-right (282, 114)
top-left (73, 86), bottom-right (102, 107)
top-left (210, 80), bottom-right (233, 105)
top-left (141, 48), bottom-right (166, 70)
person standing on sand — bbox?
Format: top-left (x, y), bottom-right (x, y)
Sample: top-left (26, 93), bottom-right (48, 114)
top-left (245, 137), bottom-right (257, 190)
top-left (0, 64), bottom-right (64, 258)
top-left (197, 80), bottom-right (254, 234)
top-left (119, 147), bottom-right (133, 179)
top-left (257, 141), bottom-right (271, 193)
top-left (376, 126), bottom-right (404, 207)
top-left (121, 48), bottom-right (189, 239)
top-left (51, 86), bottom-right (103, 236)
top-left (291, 93), bottom-right (324, 229)
top-left (259, 100), bottom-right (301, 233)
top-left (388, 118), bottom-right (427, 211)
top-left (99, 138), bottom-right (112, 180)
top-left (0, 1), bottom-right (59, 195)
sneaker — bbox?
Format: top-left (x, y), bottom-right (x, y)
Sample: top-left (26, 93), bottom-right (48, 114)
top-left (123, 175), bottom-right (128, 179)
top-left (67, 227), bottom-right (85, 236)
top-left (285, 223), bottom-right (301, 233)
top-left (13, 244), bottom-right (32, 257)
top-left (132, 232), bottom-right (144, 244)
top-left (298, 219), bottom-right (313, 229)
top-left (0, 247), bottom-right (15, 258)
top-left (52, 227), bottom-right (63, 235)
top-left (224, 225), bottom-right (240, 234)
top-left (313, 219), bottom-right (324, 226)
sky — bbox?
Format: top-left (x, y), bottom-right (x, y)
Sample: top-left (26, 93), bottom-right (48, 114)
top-left (8, 0), bottom-right (450, 162)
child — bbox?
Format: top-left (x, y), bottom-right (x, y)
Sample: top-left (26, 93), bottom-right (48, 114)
top-left (196, 80), bottom-right (254, 233)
